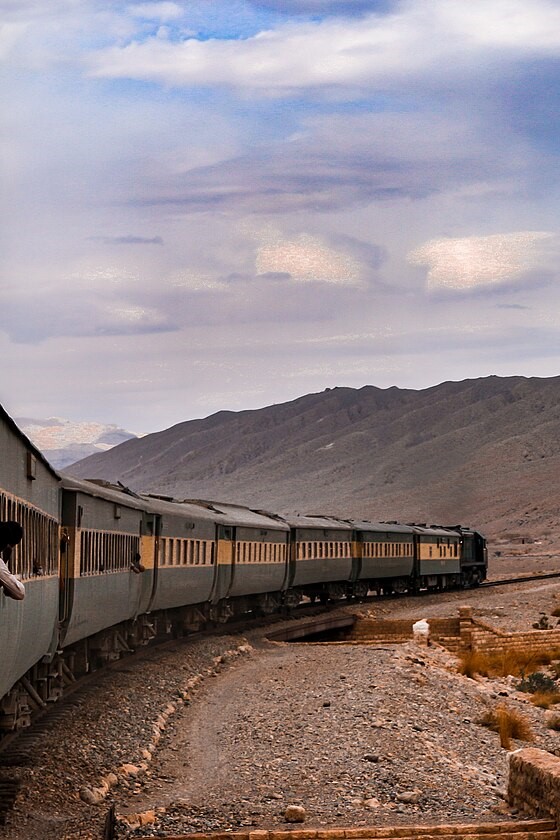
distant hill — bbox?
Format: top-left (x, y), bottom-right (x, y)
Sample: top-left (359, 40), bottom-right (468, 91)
top-left (17, 416), bottom-right (137, 470)
top-left (68, 376), bottom-right (560, 538)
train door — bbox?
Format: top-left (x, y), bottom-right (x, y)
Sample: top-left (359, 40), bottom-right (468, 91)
top-left (58, 491), bottom-right (80, 627)
top-left (350, 529), bottom-right (361, 583)
top-left (411, 530), bottom-right (421, 591)
top-left (142, 511), bottom-right (160, 614)
top-left (210, 525), bottom-right (235, 604)
top-left (58, 527), bottom-right (72, 625)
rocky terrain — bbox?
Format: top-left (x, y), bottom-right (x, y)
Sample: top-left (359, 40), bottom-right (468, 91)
top-left (68, 375), bottom-right (560, 539)
top-left (3, 569), bottom-right (560, 840)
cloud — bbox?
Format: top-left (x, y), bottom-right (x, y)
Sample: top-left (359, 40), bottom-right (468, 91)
top-left (89, 235), bottom-right (164, 245)
top-left (127, 108), bottom-right (503, 216)
top-left (0, 21), bottom-right (27, 60)
top-left (88, 1), bottom-right (560, 93)
top-left (256, 233), bottom-right (362, 285)
top-left (128, 3), bottom-right (184, 21)
top-left (248, 1), bottom-right (388, 16)
top-left (408, 232), bottom-right (556, 292)
top-left (0, 265), bottom-right (178, 342)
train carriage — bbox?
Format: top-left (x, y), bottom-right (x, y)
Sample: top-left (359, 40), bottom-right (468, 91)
top-left (59, 476), bottom-right (157, 658)
top-left (143, 497), bottom-right (222, 617)
top-left (351, 521), bottom-right (415, 595)
top-left (284, 514), bottom-right (354, 602)
top-left (0, 406), bottom-right (61, 728)
top-left (413, 525), bottom-right (462, 590)
top-left (210, 502), bottom-right (290, 613)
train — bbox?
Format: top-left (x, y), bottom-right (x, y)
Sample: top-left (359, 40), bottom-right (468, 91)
top-left (0, 402), bottom-right (487, 731)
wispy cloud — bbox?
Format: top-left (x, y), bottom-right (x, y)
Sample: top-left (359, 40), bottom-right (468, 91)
top-left (89, 235), bottom-right (164, 246)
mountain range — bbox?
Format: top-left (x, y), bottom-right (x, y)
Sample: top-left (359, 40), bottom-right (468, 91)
top-left (17, 416), bottom-right (137, 470)
top-left (67, 376), bottom-right (560, 539)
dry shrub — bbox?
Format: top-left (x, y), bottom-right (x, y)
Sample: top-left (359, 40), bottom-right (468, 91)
top-left (530, 691), bottom-right (560, 709)
top-left (458, 648), bottom-right (559, 678)
top-left (479, 704), bottom-right (534, 750)
top-left (489, 650), bottom-right (541, 676)
top-left (546, 714), bottom-right (560, 731)
top-left (458, 651), bottom-right (490, 678)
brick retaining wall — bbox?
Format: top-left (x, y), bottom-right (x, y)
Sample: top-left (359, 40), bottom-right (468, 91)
top-left (349, 617), bottom-right (460, 644)
top-left (350, 608), bottom-right (560, 655)
top-left (459, 607), bottom-right (560, 655)
top-left (508, 748), bottom-right (560, 822)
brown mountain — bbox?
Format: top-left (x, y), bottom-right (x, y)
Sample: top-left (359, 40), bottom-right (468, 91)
top-left (68, 376), bottom-right (560, 538)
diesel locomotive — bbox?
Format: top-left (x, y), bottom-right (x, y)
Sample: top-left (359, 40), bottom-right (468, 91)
top-left (0, 403), bottom-right (487, 731)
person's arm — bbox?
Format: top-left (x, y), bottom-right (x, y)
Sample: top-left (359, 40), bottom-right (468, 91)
top-left (0, 558), bottom-right (25, 600)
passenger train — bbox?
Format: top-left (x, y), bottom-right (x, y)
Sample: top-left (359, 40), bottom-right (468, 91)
top-left (0, 403), bottom-right (487, 732)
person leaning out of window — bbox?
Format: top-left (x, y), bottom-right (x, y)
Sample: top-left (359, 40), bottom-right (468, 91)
top-left (0, 521), bottom-right (25, 600)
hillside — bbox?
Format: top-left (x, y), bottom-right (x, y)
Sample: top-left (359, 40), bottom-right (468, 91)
top-left (68, 376), bottom-right (560, 538)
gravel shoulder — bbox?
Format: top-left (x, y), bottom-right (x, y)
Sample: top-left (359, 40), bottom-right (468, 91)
top-left (3, 574), bottom-right (560, 840)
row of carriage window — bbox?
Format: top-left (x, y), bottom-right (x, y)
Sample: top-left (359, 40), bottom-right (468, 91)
top-left (0, 492), bottom-right (58, 578)
top-left (236, 541), bottom-right (286, 564)
top-left (159, 539), bottom-right (287, 566)
top-left (427, 542), bottom-right (459, 558)
top-left (362, 541), bottom-right (413, 558)
top-left (296, 541), bottom-right (351, 560)
top-left (80, 530), bottom-right (140, 576)
top-left (159, 537), bottom-right (214, 567)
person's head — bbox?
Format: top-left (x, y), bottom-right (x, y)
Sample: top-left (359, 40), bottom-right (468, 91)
top-left (0, 521), bottom-right (23, 552)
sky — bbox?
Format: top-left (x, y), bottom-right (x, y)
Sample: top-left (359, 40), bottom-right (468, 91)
top-left (1, 0), bottom-right (560, 434)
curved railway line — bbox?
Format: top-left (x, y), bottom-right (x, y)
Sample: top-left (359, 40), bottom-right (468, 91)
top-left (1, 569), bottom-right (558, 756)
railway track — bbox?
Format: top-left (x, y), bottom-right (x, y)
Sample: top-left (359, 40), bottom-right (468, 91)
top-left (481, 571), bottom-right (560, 588)
top-left (1, 571), bottom-right (557, 751)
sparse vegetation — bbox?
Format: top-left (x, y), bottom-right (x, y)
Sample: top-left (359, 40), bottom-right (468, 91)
top-left (546, 714), bottom-right (560, 731)
top-left (479, 704), bottom-right (534, 750)
top-left (458, 648), bottom-right (559, 679)
top-left (530, 690), bottom-right (560, 709)
top-left (457, 651), bottom-right (491, 678)
top-left (518, 671), bottom-right (557, 694)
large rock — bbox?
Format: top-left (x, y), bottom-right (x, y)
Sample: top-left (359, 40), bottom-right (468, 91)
top-left (284, 804), bottom-right (306, 822)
